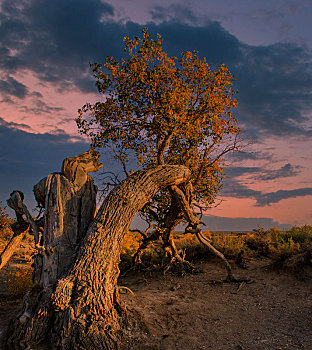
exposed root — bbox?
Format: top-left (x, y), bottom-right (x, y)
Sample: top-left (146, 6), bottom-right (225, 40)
top-left (119, 286), bottom-right (135, 295)
top-left (225, 275), bottom-right (253, 283)
top-left (195, 230), bottom-right (251, 282)
top-left (163, 259), bottom-right (202, 276)
top-left (132, 231), bottom-right (162, 265)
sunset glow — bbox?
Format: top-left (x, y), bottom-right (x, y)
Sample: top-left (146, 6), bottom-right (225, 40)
top-left (0, 0), bottom-right (311, 230)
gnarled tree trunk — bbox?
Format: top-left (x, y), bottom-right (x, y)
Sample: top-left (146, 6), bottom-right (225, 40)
top-left (2, 165), bottom-right (191, 350)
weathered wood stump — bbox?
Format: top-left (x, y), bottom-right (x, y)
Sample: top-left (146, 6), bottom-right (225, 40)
top-left (2, 160), bottom-right (191, 349)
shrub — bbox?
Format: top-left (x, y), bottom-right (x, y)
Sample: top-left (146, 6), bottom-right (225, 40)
top-left (0, 201), bottom-right (13, 241)
top-left (120, 226), bottom-right (312, 268)
top-left (210, 232), bottom-right (247, 258)
top-left (246, 226), bottom-right (311, 258)
top-left (4, 267), bottom-right (33, 297)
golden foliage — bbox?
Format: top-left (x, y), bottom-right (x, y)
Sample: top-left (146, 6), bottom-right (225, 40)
top-left (77, 28), bottom-right (240, 207)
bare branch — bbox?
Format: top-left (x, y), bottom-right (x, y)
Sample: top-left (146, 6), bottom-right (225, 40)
top-left (107, 144), bottom-right (130, 177)
top-left (129, 222), bottom-right (152, 239)
top-left (7, 191), bottom-right (41, 247)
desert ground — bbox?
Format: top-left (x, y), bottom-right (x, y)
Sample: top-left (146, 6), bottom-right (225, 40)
top-left (0, 234), bottom-right (311, 350)
top-left (0, 230), bottom-right (312, 350)
top-left (119, 258), bottom-right (312, 350)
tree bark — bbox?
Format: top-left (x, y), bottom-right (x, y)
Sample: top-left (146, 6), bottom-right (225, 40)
top-left (2, 165), bottom-right (191, 350)
top-left (32, 172), bottom-right (98, 287)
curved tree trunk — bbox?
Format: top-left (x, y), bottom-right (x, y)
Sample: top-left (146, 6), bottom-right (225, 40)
top-left (2, 165), bottom-right (191, 350)
top-left (133, 183), bottom-right (192, 269)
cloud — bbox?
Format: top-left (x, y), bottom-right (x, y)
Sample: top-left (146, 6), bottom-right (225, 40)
top-left (222, 162), bottom-right (310, 206)
top-left (150, 4), bottom-right (204, 25)
top-left (254, 163), bottom-right (300, 180)
top-left (0, 116), bottom-right (31, 130)
top-left (0, 117), bottom-right (129, 214)
top-left (256, 188), bottom-right (312, 206)
top-left (0, 75), bottom-right (28, 98)
top-left (226, 163), bottom-right (300, 180)
top-left (0, 0), bottom-right (311, 140)
top-left (201, 215), bottom-right (291, 231)
top-left (19, 99), bottom-right (64, 115)
top-left (0, 1), bottom-right (243, 85)
top-left (221, 177), bottom-right (312, 206)
top-left (0, 0), bottom-right (119, 85)
top-left (236, 43), bottom-right (312, 137)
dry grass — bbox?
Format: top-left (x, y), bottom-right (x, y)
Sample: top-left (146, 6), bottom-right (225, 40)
top-left (120, 226), bottom-right (312, 267)
top-left (3, 267), bottom-right (33, 297)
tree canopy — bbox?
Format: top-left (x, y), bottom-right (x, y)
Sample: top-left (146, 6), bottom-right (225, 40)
top-left (76, 29), bottom-right (242, 268)
top-left (76, 28), bottom-right (240, 208)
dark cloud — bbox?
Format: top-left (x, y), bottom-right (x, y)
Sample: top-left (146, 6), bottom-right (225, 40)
top-left (254, 163), bottom-right (300, 180)
top-left (256, 188), bottom-right (312, 206)
top-left (19, 99), bottom-right (64, 115)
top-left (0, 117), bottom-right (129, 215)
top-left (0, 75), bottom-right (28, 98)
top-left (226, 166), bottom-right (261, 177)
top-left (226, 163), bottom-right (300, 180)
top-left (146, 20), bottom-right (242, 65)
top-left (0, 116), bottom-right (31, 130)
top-left (74, 75), bottom-right (98, 94)
top-left (0, 0), bottom-right (311, 139)
top-left (0, 0), bottom-right (241, 85)
top-left (236, 43), bottom-right (312, 137)
top-left (221, 177), bottom-right (312, 206)
top-left (201, 215), bottom-right (291, 231)
top-left (0, 0), bottom-right (120, 81)
top-left (222, 162), bottom-right (309, 206)
top-left (30, 91), bottom-right (43, 98)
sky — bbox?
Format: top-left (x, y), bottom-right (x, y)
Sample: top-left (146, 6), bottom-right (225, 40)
top-left (0, 0), bottom-right (312, 231)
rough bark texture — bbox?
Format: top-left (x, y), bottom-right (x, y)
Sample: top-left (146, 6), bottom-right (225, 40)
top-left (2, 165), bottom-right (191, 350)
top-left (32, 149), bottom-right (101, 287)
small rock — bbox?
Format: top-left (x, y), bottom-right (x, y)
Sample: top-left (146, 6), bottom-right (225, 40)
top-left (170, 283), bottom-right (181, 291)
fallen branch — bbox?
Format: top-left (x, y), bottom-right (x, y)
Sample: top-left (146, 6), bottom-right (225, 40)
top-left (0, 222), bottom-right (30, 270)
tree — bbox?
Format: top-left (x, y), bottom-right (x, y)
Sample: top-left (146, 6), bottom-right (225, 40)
top-left (77, 28), bottom-right (241, 267)
top-left (2, 155), bottom-right (193, 349)
top-left (2, 31), bottom-right (246, 350)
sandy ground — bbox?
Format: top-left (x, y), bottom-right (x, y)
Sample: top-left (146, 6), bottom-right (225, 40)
top-left (0, 252), bottom-right (311, 349)
top-left (119, 259), bottom-right (312, 350)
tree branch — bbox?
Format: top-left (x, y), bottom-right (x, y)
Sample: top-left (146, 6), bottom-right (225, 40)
top-left (157, 133), bottom-right (173, 165)
top-left (170, 184), bottom-right (249, 282)
top-left (7, 191), bottom-right (41, 247)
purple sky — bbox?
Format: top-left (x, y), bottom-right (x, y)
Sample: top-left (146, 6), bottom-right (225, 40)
top-left (0, 0), bottom-right (312, 230)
